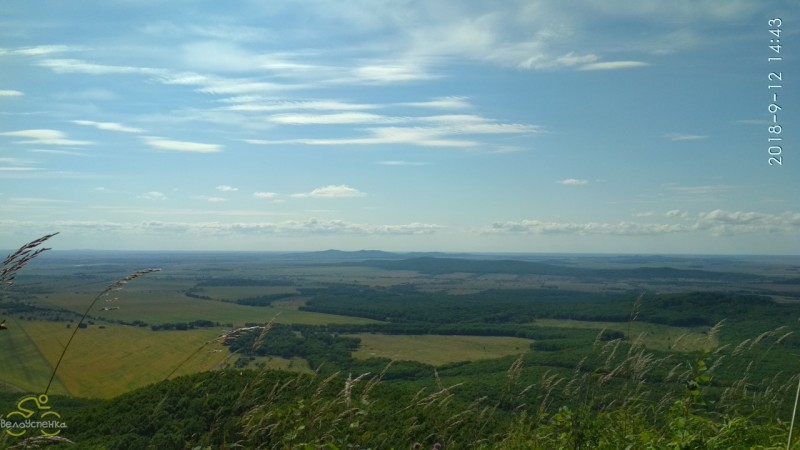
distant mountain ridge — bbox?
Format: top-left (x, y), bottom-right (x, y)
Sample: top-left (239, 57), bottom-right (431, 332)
top-left (341, 256), bottom-right (761, 281)
top-left (277, 249), bottom-right (471, 262)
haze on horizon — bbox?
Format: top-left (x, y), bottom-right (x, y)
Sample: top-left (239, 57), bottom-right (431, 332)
top-left (1, 1), bottom-right (798, 255)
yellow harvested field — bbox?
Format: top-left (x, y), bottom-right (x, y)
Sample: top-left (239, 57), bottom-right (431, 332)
top-left (349, 334), bottom-right (532, 366)
top-left (18, 322), bottom-right (229, 398)
top-left (0, 316), bottom-right (69, 394)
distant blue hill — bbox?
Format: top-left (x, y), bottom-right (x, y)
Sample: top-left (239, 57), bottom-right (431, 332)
top-left (342, 256), bottom-right (762, 281)
top-left (276, 249), bottom-right (470, 262)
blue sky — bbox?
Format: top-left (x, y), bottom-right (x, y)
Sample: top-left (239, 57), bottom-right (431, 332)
top-left (1, 0), bottom-right (798, 254)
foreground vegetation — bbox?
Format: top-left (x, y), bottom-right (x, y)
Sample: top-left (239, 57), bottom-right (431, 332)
top-left (2, 237), bottom-right (800, 448)
top-left (4, 315), bottom-right (799, 448)
top-left (3, 341), bottom-right (797, 449)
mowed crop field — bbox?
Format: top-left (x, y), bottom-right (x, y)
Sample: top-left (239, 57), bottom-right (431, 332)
top-left (349, 334), bottom-right (533, 366)
top-left (4, 281), bottom-right (381, 399)
top-left (7, 321), bottom-right (229, 398)
top-left (533, 319), bottom-right (717, 352)
top-left (37, 289), bottom-right (382, 327)
top-left (0, 316), bottom-right (69, 395)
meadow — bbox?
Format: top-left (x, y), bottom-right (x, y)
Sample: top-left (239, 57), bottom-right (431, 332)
top-left (14, 321), bottom-right (227, 398)
top-left (348, 334), bottom-right (534, 365)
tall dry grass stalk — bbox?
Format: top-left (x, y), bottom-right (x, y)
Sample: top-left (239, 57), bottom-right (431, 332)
top-left (45, 267), bottom-right (161, 394)
top-left (627, 293), bottom-right (644, 339)
top-left (788, 374), bottom-right (800, 450)
top-left (7, 434), bottom-right (74, 449)
top-left (1, 233), bottom-right (58, 289)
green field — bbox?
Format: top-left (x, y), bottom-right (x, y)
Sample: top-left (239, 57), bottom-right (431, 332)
top-left (2, 274), bottom-right (385, 399)
top-left (195, 285), bottom-right (299, 301)
top-left (4, 321), bottom-right (228, 398)
top-left (38, 288), bottom-right (382, 327)
top-left (349, 334), bottom-right (533, 365)
top-left (533, 318), bottom-right (717, 352)
top-left (0, 316), bottom-right (68, 395)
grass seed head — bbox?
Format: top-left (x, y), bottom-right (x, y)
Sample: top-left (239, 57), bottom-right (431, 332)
top-left (1, 232), bottom-right (58, 288)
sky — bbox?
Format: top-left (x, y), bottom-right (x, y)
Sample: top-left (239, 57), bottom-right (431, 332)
top-left (1, 1), bottom-right (798, 254)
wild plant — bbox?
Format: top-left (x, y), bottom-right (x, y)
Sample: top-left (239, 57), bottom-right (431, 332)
top-left (789, 374), bottom-right (800, 450)
top-left (0, 233), bottom-right (58, 290)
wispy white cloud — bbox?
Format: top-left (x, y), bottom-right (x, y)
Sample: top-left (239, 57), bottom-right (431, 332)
top-left (666, 209), bottom-right (689, 218)
top-left (352, 62), bottom-right (440, 83)
top-left (664, 133), bottom-right (709, 141)
top-left (582, 0), bottom-right (759, 22)
top-left (420, 115), bottom-right (541, 134)
top-left (376, 160), bottom-right (431, 166)
top-left (7, 196), bottom-right (74, 205)
top-left (246, 127), bottom-right (476, 148)
top-left (253, 191), bottom-right (279, 200)
top-left (138, 191), bottom-right (167, 201)
top-left (348, 127), bottom-right (476, 147)
top-left (0, 90), bottom-right (23, 97)
top-left (698, 209), bottom-right (800, 235)
top-left (0, 167), bottom-right (39, 173)
top-left (666, 184), bottom-right (734, 196)
top-left (180, 41), bottom-right (324, 76)
top-left (0, 218), bottom-right (445, 237)
top-left (250, 113), bottom-right (540, 148)
top-left (579, 61), bottom-right (649, 71)
top-left (221, 99), bottom-right (379, 112)
top-left (196, 79), bottom-right (297, 95)
top-left (72, 120), bottom-right (144, 133)
top-left (0, 157), bottom-right (34, 166)
top-left (267, 112), bottom-right (402, 125)
top-left (159, 71), bottom-right (300, 95)
top-left (180, 41), bottom-right (269, 73)
top-left (403, 96), bottom-right (472, 110)
top-left (181, 218), bottom-right (444, 236)
top-left (0, 129), bottom-right (92, 146)
top-left (292, 185), bottom-right (366, 198)
top-left (0, 156), bottom-right (41, 174)
top-left (142, 21), bottom-right (274, 44)
top-left (193, 195), bottom-right (227, 202)
top-left (520, 52), bottom-right (600, 70)
top-left (142, 136), bottom-right (221, 153)
top-left (265, 111), bottom-right (539, 131)
top-left (633, 210), bottom-right (689, 219)
top-left (38, 58), bottom-right (161, 75)
top-left (485, 219), bottom-right (694, 236)
top-left (216, 185), bottom-right (239, 192)
top-left (29, 149), bottom-right (88, 156)
top-left (335, 3), bottom-right (655, 73)
top-left (0, 45), bottom-right (74, 56)
top-left (486, 209), bottom-right (800, 237)
top-left (558, 178), bottom-right (589, 186)
top-left (38, 56), bottom-right (299, 99)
